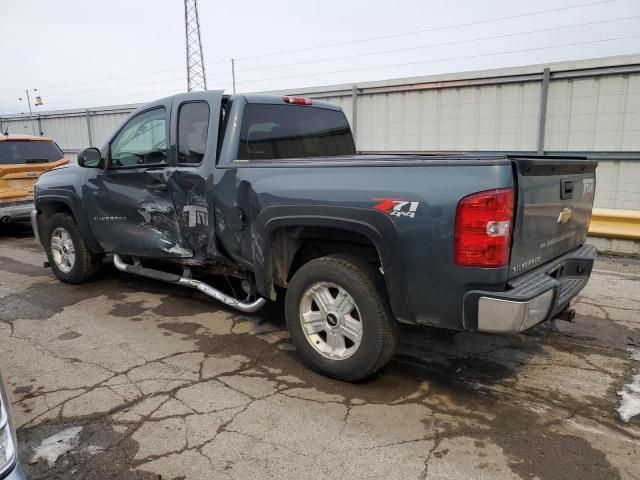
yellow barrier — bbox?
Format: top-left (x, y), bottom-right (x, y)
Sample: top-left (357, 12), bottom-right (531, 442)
top-left (589, 208), bottom-right (640, 240)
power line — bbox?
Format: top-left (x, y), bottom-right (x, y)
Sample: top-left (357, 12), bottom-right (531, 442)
top-left (237, 34), bottom-right (640, 86)
top-left (0, 87), bottom-right (188, 112)
top-left (2, 33), bottom-right (634, 110)
top-left (0, 68), bottom-right (183, 97)
top-left (0, 0), bottom-right (619, 97)
top-left (43, 78), bottom-right (185, 99)
top-left (3, 14), bottom-right (635, 104)
top-left (235, 0), bottom-right (619, 60)
top-left (0, 68), bottom-right (230, 102)
top-left (0, 61), bottom-right (230, 98)
top-left (235, 15), bottom-right (639, 73)
top-left (0, 80), bottom-right (223, 111)
top-left (40, 70), bottom-right (230, 100)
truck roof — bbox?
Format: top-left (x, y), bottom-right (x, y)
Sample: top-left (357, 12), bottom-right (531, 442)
top-left (126, 92), bottom-right (344, 121)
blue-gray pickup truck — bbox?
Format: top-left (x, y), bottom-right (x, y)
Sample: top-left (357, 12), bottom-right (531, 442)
top-left (32, 91), bottom-right (597, 381)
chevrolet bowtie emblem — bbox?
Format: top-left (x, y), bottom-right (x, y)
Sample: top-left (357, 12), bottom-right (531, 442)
top-left (557, 207), bottom-right (572, 224)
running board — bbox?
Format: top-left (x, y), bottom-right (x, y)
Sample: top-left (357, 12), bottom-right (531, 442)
top-left (113, 254), bottom-right (267, 313)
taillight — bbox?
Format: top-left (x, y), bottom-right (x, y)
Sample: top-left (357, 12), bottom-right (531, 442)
top-left (454, 187), bottom-right (514, 268)
top-left (282, 96), bottom-right (313, 105)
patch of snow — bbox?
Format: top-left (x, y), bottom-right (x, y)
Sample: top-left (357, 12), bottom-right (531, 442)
top-left (467, 381), bottom-right (487, 390)
top-left (627, 348), bottom-right (640, 362)
top-left (30, 426), bottom-right (82, 467)
top-left (617, 373), bottom-right (640, 423)
top-left (85, 445), bottom-right (104, 455)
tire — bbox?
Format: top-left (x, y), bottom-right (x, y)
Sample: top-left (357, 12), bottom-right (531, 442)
top-left (285, 254), bottom-right (399, 382)
top-left (43, 212), bottom-right (101, 284)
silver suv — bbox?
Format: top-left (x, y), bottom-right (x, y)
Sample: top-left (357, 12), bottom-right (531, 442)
top-left (0, 374), bottom-right (25, 480)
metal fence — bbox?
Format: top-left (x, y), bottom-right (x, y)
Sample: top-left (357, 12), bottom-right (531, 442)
top-left (1, 55), bottom-right (639, 212)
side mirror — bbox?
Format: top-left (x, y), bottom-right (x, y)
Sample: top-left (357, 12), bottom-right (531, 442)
top-left (77, 147), bottom-right (103, 168)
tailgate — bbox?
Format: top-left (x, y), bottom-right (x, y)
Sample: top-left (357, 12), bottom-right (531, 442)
top-left (509, 157), bottom-right (597, 278)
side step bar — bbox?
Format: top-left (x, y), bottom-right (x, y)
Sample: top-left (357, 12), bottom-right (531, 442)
top-left (113, 254), bottom-right (267, 313)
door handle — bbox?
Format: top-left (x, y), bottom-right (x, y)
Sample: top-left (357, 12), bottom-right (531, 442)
top-left (560, 180), bottom-right (574, 200)
top-left (148, 181), bottom-right (168, 191)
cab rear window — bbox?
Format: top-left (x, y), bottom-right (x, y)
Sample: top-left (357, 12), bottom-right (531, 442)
top-left (237, 104), bottom-right (355, 160)
top-left (0, 141), bottom-right (64, 164)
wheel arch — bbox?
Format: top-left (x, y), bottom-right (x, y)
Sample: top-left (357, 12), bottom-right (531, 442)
top-left (254, 205), bottom-right (413, 323)
top-left (35, 194), bottom-right (103, 253)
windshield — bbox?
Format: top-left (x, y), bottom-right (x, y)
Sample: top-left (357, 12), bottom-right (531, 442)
top-left (0, 140), bottom-right (64, 164)
top-left (237, 104), bottom-right (355, 160)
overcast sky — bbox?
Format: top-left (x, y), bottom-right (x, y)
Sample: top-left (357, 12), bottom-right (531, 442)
top-left (1, 0), bottom-right (639, 114)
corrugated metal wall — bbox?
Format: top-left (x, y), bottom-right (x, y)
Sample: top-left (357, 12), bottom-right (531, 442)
top-left (1, 55), bottom-right (638, 211)
top-left (0, 107), bottom-right (137, 163)
top-left (546, 74), bottom-right (640, 151)
top-left (361, 84), bottom-right (540, 151)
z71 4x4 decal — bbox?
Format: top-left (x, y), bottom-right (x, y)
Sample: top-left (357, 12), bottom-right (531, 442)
top-left (372, 198), bottom-right (420, 218)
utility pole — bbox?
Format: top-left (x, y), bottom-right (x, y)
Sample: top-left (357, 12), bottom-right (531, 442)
top-left (231, 58), bottom-right (236, 94)
top-left (18, 89), bottom-right (37, 135)
top-left (183, 0), bottom-right (207, 91)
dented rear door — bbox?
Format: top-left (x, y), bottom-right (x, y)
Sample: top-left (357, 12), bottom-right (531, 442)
top-left (168, 91), bottom-right (224, 258)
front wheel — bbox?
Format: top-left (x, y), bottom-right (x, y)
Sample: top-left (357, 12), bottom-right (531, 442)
top-left (285, 254), bottom-right (399, 382)
top-left (43, 212), bottom-right (102, 284)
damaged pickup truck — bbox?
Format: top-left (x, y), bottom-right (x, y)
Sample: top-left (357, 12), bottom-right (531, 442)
top-left (32, 91), bottom-right (597, 381)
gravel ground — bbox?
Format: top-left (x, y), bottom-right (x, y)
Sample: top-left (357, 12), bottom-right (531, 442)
top-left (1, 222), bottom-right (639, 480)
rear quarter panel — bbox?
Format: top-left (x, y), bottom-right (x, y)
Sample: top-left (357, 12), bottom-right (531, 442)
top-left (215, 161), bottom-right (514, 328)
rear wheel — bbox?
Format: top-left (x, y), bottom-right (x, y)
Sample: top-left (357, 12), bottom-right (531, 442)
top-left (43, 212), bottom-right (101, 284)
top-left (285, 254), bottom-right (399, 382)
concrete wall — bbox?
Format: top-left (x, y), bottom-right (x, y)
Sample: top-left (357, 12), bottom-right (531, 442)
top-left (350, 83), bottom-right (542, 151)
top-left (546, 74), bottom-right (640, 151)
top-left (594, 160), bottom-right (640, 210)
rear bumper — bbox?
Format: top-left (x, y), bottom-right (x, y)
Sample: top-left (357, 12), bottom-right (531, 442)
top-left (0, 201), bottom-right (33, 223)
top-left (463, 244), bottom-right (597, 333)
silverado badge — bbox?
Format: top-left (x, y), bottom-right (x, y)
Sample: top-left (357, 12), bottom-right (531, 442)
top-left (557, 207), bottom-right (572, 224)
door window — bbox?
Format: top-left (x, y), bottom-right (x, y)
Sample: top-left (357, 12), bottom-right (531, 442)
top-left (177, 102), bottom-right (210, 164)
top-left (110, 108), bottom-right (167, 168)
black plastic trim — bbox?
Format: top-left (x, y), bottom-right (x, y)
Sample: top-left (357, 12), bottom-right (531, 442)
top-left (513, 158), bottom-right (598, 176)
top-left (254, 205), bottom-right (413, 323)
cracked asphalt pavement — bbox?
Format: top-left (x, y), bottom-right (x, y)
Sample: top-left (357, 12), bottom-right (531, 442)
top-left (1, 222), bottom-right (639, 480)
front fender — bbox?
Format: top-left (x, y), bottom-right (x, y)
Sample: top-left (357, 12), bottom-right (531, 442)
top-left (254, 205), bottom-right (413, 323)
top-left (34, 193), bottom-right (103, 253)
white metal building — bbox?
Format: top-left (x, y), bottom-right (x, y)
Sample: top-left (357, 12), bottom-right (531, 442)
top-left (1, 54), bottom-right (639, 221)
